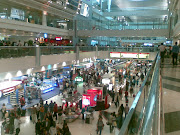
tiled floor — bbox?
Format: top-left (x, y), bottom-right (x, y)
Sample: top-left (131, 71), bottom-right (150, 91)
top-left (162, 58), bottom-right (180, 135)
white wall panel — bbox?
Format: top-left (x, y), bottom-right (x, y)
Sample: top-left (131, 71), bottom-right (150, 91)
top-left (79, 52), bottom-right (96, 62)
top-left (97, 51), bottom-right (109, 59)
top-left (41, 53), bottom-right (76, 66)
top-left (0, 56), bottom-right (36, 73)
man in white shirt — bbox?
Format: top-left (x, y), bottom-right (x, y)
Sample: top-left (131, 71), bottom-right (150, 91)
top-left (158, 43), bottom-right (166, 63)
top-left (14, 116), bottom-right (21, 135)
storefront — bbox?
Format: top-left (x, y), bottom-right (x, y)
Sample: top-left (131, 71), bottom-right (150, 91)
top-left (0, 81), bottom-right (24, 106)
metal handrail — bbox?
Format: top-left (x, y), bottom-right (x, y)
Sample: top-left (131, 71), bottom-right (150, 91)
top-left (139, 53), bottom-right (160, 135)
top-left (118, 52), bottom-right (159, 135)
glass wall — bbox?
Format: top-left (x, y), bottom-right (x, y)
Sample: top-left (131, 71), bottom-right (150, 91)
top-left (76, 19), bottom-right (168, 30)
top-left (0, 2), bottom-right (42, 25)
top-left (0, 2), bottom-right (70, 30)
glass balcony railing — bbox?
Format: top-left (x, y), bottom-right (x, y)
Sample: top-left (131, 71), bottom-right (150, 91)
top-left (0, 47), bottom-right (36, 59)
top-left (0, 46), bottom-right (158, 59)
top-left (97, 46), bottom-right (158, 52)
top-left (40, 46), bottom-right (76, 55)
top-left (118, 52), bottom-right (162, 135)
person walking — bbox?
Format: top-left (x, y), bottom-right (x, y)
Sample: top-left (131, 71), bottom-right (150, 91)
top-left (39, 105), bottom-right (45, 121)
top-left (53, 102), bottom-right (58, 120)
top-left (172, 42), bottom-right (179, 66)
top-left (9, 112), bottom-right (15, 134)
top-left (136, 78), bottom-right (139, 86)
top-left (118, 104), bottom-right (124, 119)
top-left (140, 73), bottom-right (144, 81)
top-left (49, 101), bottom-right (54, 113)
top-left (130, 86), bottom-right (134, 97)
top-left (58, 109), bottom-right (63, 124)
top-left (97, 117), bottom-right (104, 135)
top-left (20, 96), bottom-right (25, 108)
top-left (31, 106), bottom-right (37, 124)
top-left (14, 116), bottom-right (21, 135)
top-left (44, 101), bottom-right (49, 114)
top-left (158, 43), bottom-right (166, 63)
top-left (35, 119), bottom-right (42, 135)
top-left (111, 91), bottom-right (115, 103)
top-left (62, 123), bottom-right (71, 135)
top-left (81, 107), bottom-right (85, 120)
top-left (42, 118), bottom-right (51, 133)
top-left (1, 103), bottom-right (6, 119)
top-left (144, 68), bottom-right (147, 76)
top-left (108, 113), bottom-right (113, 133)
top-left (124, 104), bottom-right (130, 118)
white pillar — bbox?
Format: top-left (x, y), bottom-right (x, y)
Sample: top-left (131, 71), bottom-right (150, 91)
top-left (107, 0), bottom-right (112, 12)
top-left (42, 11), bottom-right (47, 26)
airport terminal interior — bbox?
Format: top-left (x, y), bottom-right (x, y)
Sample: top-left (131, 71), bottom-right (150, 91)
top-left (0, 0), bottom-right (180, 135)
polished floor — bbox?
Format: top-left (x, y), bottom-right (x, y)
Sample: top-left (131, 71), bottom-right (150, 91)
top-left (162, 58), bottom-right (180, 135)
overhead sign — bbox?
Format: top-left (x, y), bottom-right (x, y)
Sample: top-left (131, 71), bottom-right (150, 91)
top-left (110, 52), bottom-right (120, 58)
top-left (110, 52), bottom-right (149, 59)
top-left (55, 37), bottom-right (62, 41)
top-left (121, 52), bottom-right (138, 58)
top-left (139, 53), bottom-right (149, 59)
top-left (44, 33), bottom-right (48, 38)
top-left (75, 76), bottom-right (83, 82)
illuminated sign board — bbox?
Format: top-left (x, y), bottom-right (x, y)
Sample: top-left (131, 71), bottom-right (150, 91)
top-left (110, 52), bottom-right (149, 59)
top-left (110, 52), bottom-right (120, 58)
top-left (82, 94), bottom-right (91, 108)
top-left (139, 53), bottom-right (149, 59)
top-left (55, 37), bottom-right (62, 41)
top-left (75, 76), bottom-right (83, 82)
top-left (121, 52), bottom-right (138, 58)
top-left (44, 33), bottom-right (48, 38)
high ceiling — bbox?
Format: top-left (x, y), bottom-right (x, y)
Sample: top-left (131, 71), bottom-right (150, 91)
top-left (92, 0), bottom-right (169, 22)
top-left (113, 0), bottom-right (168, 10)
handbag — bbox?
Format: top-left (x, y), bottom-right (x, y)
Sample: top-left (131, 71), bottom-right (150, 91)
top-left (106, 122), bottom-right (110, 125)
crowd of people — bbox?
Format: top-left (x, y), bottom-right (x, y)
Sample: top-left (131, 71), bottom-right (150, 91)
top-left (0, 59), bottom-right (150, 135)
top-left (159, 42), bottom-right (180, 65)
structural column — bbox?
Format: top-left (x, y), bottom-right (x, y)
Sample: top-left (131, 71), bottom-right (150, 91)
top-left (36, 45), bottom-right (41, 67)
top-left (76, 46), bottom-right (79, 64)
top-left (42, 11), bottom-right (47, 26)
top-left (95, 46), bottom-right (98, 58)
top-left (107, 0), bottom-right (112, 12)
